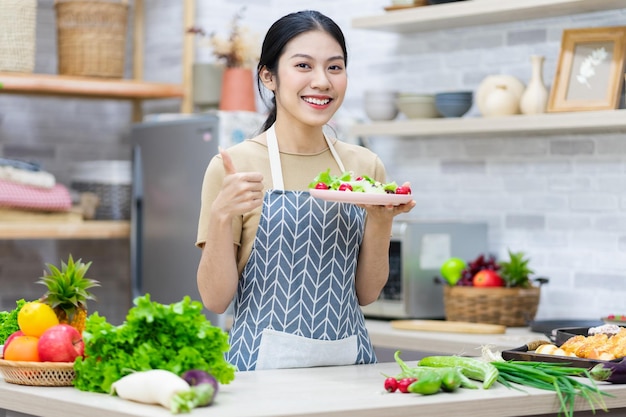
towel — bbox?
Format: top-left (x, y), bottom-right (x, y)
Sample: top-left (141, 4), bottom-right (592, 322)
top-left (0, 179), bottom-right (72, 211)
top-left (0, 165), bottom-right (56, 189)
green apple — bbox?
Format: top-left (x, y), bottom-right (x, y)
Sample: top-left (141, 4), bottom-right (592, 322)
top-left (440, 257), bottom-right (466, 286)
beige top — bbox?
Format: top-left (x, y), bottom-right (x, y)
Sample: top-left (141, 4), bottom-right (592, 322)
top-left (196, 137), bottom-right (387, 275)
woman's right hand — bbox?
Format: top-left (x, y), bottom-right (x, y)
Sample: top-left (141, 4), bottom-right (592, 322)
top-left (213, 148), bottom-right (264, 217)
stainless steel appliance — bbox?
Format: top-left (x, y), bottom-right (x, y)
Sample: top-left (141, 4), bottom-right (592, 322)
top-left (360, 220), bottom-right (488, 319)
top-left (129, 113), bottom-right (263, 329)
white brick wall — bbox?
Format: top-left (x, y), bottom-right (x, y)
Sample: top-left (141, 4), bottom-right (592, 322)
top-left (1, 0), bottom-right (625, 321)
top-left (150, 0), bottom-right (626, 320)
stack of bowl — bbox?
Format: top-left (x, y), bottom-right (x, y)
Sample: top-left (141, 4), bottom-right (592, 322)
top-left (395, 93), bottom-right (440, 119)
top-left (434, 91), bottom-right (473, 118)
top-left (363, 90), bottom-right (399, 121)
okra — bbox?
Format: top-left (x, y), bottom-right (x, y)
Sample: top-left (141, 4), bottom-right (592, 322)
top-left (418, 355), bottom-right (499, 389)
top-left (407, 371), bottom-right (443, 395)
top-left (393, 351), bottom-right (476, 391)
top-left (440, 368), bottom-right (462, 392)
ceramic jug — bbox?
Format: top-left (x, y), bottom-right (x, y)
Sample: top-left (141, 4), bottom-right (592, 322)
top-left (219, 67), bottom-right (257, 112)
top-left (520, 55), bottom-right (549, 115)
top-left (483, 85), bottom-right (519, 117)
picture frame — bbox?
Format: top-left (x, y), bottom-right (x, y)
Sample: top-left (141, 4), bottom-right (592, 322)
top-left (548, 26), bottom-right (626, 113)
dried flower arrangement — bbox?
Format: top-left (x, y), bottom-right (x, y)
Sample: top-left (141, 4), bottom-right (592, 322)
top-left (188, 7), bottom-right (259, 69)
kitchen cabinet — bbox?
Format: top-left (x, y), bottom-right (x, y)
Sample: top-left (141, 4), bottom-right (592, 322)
top-left (350, 0), bottom-right (626, 138)
top-left (0, 0), bottom-right (195, 240)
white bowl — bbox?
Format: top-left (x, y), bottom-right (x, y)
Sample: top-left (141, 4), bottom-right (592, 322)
top-left (396, 96), bottom-right (440, 119)
top-left (364, 90), bottom-right (399, 101)
top-left (364, 93), bottom-right (399, 121)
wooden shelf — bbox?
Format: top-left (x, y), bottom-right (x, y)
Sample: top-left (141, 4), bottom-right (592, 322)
top-left (0, 221), bottom-right (131, 240)
top-left (351, 109), bottom-right (626, 138)
top-left (352, 0), bottom-right (625, 33)
top-left (0, 72), bottom-right (184, 100)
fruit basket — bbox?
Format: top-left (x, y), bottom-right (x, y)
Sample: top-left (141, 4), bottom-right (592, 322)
top-left (0, 356), bottom-right (75, 386)
top-left (443, 285), bottom-right (541, 327)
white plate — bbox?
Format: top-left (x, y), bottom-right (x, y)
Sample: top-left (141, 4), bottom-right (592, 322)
top-left (309, 189), bottom-right (413, 206)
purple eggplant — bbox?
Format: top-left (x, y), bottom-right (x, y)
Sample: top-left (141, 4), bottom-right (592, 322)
top-left (181, 369), bottom-right (219, 406)
top-left (590, 358), bottom-right (626, 384)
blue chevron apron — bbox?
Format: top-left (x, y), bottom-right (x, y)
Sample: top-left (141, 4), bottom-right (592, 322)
top-left (226, 125), bottom-right (377, 371)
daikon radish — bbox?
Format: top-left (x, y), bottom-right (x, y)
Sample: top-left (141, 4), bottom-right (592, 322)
top-left (111, 369), bottom-right (195, 413)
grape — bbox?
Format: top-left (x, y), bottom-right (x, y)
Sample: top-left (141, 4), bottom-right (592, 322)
top-left (457, 253), bottom-right (500, 286)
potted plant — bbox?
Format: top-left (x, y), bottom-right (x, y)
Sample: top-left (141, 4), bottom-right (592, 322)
top-left (188, 7), bottom-right (260, 112)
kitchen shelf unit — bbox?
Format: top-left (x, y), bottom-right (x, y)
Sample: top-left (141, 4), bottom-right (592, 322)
top-left (352, 0), bottom-right (626, 33)
top-left (0, 72), bottom-right (183, 100)
top-left (0, 221), bottom-right (130, 240)
top-left (351, 109), bottom-right (626, 138)
top-left (0, 0), bottom-right (195, 240)
top-left (351, 0), bottom-right (626, 138)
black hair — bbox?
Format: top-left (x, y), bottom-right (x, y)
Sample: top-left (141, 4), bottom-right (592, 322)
top-left (257, 10), bottom-right (348, 132)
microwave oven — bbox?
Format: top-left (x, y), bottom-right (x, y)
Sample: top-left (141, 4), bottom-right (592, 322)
top-left (360, 220), bottom-right (489, 320)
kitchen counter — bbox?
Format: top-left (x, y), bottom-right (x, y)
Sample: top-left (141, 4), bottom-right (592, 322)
top-left (364, 319), bottom-right (549, 355)
top-left (2, 361), bottom-right (626, 417)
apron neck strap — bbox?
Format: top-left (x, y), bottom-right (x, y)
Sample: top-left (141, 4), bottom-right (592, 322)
top-left (266, 124), bottom-right (346, 190)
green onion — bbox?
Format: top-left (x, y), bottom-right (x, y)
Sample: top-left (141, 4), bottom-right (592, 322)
top-left (492, 361), bottom-right (612, 417)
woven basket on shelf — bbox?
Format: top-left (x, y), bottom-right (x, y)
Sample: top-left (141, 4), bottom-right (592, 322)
top-left (0, 0), bottom-right (37, 73)
top-left (0, 358), bottom-right (75, 386)
top-left (54, 0), bottom-right (129, 78)
top-left (443, 285), bottom-right (541, 327)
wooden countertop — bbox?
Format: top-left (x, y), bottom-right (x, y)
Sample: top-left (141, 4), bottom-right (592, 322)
top-left (2, 361), bottom-right (626, 417)
top-left (364, 319), bottom-right (549, 355)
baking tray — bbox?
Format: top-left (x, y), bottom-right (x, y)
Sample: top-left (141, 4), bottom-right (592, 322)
top-left (501, 327), bottom-right (621, 369)
top-left (554, 326), bottom-right (593, 346)
top-left (529, 319), bottom-right (604, 340)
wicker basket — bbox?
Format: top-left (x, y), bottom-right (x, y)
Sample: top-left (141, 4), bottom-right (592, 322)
top-left (443, 285), bottom-right (541, 327)
top-left (0, 358), bottom-right (75, 386)
top-left (55, 0), bottom-right (129, 78)
top-left (0, 0), bottom-right (37, 73)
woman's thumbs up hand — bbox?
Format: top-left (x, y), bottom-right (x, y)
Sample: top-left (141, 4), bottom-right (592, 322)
top-left (214, 147), bottom-right (264, 216)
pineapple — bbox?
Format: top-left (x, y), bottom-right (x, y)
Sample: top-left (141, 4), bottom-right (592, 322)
top-left (37, 255), bottom-right (100, 333)
top-left (499, 250), bottom-right (534, 288)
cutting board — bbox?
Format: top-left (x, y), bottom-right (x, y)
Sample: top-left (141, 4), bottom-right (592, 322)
top-left (390, 319), bottom-right (506, 334)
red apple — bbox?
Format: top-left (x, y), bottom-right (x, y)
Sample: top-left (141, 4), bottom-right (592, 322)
top-left (2, 330), bottom-right (24, 357)
top-left (473, 270), bottom-right (505, 287)
top-left (37, 324), bottom-right (84, 362)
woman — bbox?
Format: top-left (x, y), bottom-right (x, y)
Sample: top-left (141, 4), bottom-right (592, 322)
top-left (196, 10), bottom-right (415, 371)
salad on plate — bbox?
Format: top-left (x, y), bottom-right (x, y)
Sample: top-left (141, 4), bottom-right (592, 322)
top-left (308, 169), bottom-right (413, 206)
top-left (308, 169), bottom-right (411, 195)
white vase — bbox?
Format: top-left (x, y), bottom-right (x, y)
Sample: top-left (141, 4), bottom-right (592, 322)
top-left (520, 55), bottom-right (549, 115)
top-left (192, 63), bottom-right (224, 111)
top-left (483, 85), bottom-right (519, 117)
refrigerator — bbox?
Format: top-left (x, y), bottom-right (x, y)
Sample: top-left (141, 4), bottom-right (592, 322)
top-left (130, 112), bottom-right (264, 328)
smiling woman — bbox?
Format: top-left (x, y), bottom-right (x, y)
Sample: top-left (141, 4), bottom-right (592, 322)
top-left (195, 10), bottom-right (416, 372)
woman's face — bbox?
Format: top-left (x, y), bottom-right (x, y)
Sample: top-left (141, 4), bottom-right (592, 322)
top-left (266, 30), bottom-right (347, 129)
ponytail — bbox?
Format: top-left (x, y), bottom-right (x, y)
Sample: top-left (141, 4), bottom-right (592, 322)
top-left (260, 96), bottom-right (277, 132)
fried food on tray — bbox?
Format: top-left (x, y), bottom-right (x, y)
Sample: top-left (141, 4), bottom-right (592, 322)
top-left (535, 343), bottom-right (577, 357)
top-left (559, 328), bottom-right (626, 361)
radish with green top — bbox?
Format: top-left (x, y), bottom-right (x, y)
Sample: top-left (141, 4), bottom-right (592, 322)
top-left (110, 369), bottom-right (213, 414)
